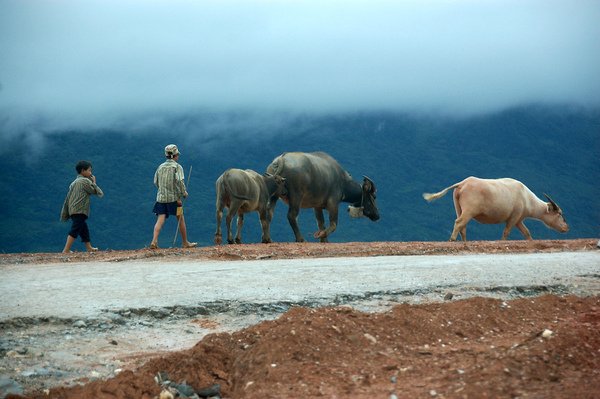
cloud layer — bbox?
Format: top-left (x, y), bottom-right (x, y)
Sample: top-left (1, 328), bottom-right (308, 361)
top-left (1, 0), bottom-right (599, 135)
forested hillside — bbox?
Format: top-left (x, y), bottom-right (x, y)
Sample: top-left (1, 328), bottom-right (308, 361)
top-left (0, 104), bottom-right (598, 253)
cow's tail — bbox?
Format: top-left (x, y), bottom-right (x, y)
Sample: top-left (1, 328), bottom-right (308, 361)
top-left (215, 176), bottom-right (225, 208)
top-left (422, 182), bottom-right (461, 202)
top-left (266, 155), bottom-right (284, 176)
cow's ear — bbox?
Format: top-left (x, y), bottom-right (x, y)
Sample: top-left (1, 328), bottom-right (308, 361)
top-left (363, 176), bottom-right (376, 193)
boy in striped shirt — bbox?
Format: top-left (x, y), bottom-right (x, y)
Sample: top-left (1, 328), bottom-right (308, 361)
top-left (149, 144), bottom-right (197, 249)
top-left (60, 160), bottom-right (104, 253)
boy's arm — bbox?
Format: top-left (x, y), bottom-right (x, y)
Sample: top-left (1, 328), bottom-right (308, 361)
top-left (60, 195), bottom-right (70, 221)
top-left (82, 178), bottom-right (104, 198)
top-left (175, 165), bottom-right (187, 199)
top-left (93, 183), bottom-right (104, 198)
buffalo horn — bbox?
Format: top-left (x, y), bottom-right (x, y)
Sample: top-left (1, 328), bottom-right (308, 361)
top-left (543, 193), bottom-right (559, 210)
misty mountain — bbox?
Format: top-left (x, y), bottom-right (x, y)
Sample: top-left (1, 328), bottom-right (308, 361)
top-left (0, 104), bottom-right (598, 253)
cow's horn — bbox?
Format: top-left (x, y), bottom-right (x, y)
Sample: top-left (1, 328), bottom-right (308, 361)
top-left (544, 193), bottom-right (559, 210)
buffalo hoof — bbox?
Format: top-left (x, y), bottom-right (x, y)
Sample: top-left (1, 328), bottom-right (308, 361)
top-left (313, 230), bottom-right (327, 239)
top-left (227, 239), bottom-right (235, 244)
top-left (262, 239), bottom-right (272, 244)
top-left (235, 238), bottom-right (242, 244)
top-left (214, 235), bottom-right (222, 245)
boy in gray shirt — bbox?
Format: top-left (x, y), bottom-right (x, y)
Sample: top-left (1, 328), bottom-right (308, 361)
top-left (60, 160), bottom-right (104, 253)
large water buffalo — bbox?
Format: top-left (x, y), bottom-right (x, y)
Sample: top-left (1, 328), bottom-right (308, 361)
top-left (214, 169), bottom-right (286, 244)
top-left (266, 151), bottom-right (379, 242)
top-left (423, 176), bottom-right (569, 241)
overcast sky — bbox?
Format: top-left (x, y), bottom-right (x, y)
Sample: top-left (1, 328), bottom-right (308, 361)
top-left (1, 0), bottom-right (599, 135)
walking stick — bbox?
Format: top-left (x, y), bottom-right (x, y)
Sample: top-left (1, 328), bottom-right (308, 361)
top-left (173, 165), bottom-right (192, 247)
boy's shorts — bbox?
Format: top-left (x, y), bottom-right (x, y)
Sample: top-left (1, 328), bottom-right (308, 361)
top-left (69, 214), bottom-right (91, 242)
top-left (153, 201), bottom-right (178, 218)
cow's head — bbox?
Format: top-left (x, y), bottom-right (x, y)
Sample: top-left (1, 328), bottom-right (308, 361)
top-left (265, 173), bottom-right (287, 197)
top-left (361, 176), bottom-right (380, 221)
top-left (543, 193), bottom-right (569, 233)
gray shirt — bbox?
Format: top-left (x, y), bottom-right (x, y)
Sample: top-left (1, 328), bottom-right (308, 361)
top-left (60, 176), bottom-right (104, 221)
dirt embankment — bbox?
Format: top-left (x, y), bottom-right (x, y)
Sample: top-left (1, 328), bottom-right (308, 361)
top-left (1, 238), bottom-right (597, 265)
top-left (17, 295), bottom-right (600, 399)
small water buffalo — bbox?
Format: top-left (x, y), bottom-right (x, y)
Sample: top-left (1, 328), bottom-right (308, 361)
top-left (215, 169), bottom-right (286, 244)
top-left (423, 176), bottom-right (569, 241)
top-left (266, 151), bottom-right (379, 242)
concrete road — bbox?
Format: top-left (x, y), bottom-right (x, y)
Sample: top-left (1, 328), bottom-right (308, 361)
top-left (1, 252), bottom-right (599, 320)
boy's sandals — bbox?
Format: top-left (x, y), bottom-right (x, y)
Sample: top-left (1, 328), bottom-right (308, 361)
top-left (149, 243), bottom-right (159, 249)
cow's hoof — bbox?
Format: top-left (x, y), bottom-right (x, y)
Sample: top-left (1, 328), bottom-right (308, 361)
top-left (227, 239), bottom-right (235, 244)
top-left (235, 239), bottom-right (242, 244)
top-left (262, 239), bottom-right (272, 244)
top-left (313, 230), bottom-right (326, 239)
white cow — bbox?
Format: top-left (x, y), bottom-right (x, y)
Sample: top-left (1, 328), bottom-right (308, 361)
top-left (423, 176), bottom-right (569, 241)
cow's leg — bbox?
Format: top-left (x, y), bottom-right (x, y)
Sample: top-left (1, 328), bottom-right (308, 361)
top-left (459, 226), bottom-right (467, 242)
top-left (226, 201), bottom-right (241, 244)
top-left (215, 204), bottom-right (224, 245)
top-left (515, 221), bottom-right (533, 240)
top-left (235, 211), bottom-right (244, 244)
top-left (314, 203), bottom-right (338, 243)
top-left (450, 214), bottom-right (471, 241)
top-left (501, 217), bottom-right (521, 240)
top-left (259, 209), bottom-right (272, 243)
top-left (286, 197), bottom-right (305, 242)
top-left (501, 224), bottom-right (513, 240)
top-left (267, 196), bottom-right (278, 223)
top-left (450, 191), bottom-right (467, 241)
top-left (313, 208), bottom-right (328, 243)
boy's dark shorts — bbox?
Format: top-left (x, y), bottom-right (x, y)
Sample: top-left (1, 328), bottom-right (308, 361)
top-left (69, 214), bottom-right (91, 243)
top-left (153, 201), bottom-right (178, 218)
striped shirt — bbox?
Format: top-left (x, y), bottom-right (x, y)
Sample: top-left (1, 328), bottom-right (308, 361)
top-left (154, 159), bottom-right (186, 203)
top-left (60, 176), bottom-right (104, 221)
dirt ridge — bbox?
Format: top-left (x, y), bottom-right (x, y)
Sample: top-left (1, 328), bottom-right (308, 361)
top-left (1, 239), bottom-right (597, 265)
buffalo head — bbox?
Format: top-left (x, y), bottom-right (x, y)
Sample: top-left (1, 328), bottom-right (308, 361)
top-left (361, 176), bottom-right (380, 221)
top-left (264, 173), bottom-right (287, 221)
top-left (543, 193), bottom-right (569, 233)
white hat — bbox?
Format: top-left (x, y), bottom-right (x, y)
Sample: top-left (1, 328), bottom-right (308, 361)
top-left (165, 144), bottom-right (180, 157)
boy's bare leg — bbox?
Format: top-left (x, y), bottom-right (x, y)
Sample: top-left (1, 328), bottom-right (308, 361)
top-left (85, 242), bottom-right (98, 252)
top-left (178, 215), bottom-right (197, 248)
top-left (62, 235), bottom-right (76, 253)
top-left (151, 215), bottom-right (166, 248)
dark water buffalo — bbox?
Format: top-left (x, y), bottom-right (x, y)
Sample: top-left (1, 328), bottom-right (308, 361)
top-left (215, 169), bottom-right (286, 244)
top-left (266, 151), bottom-right (379, 242)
